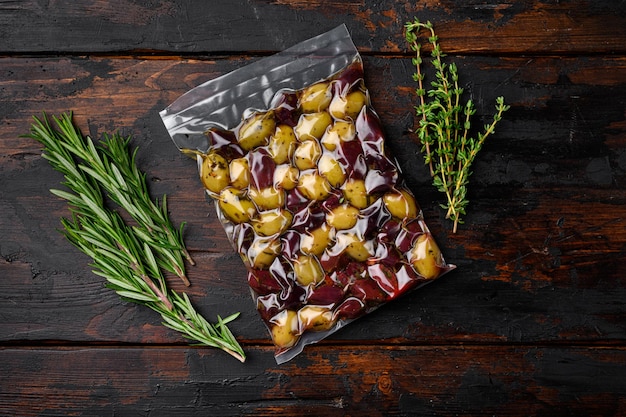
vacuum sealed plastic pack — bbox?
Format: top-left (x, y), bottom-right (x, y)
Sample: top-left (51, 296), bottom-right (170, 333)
top-left (160, 25), bottom-right (455, 364)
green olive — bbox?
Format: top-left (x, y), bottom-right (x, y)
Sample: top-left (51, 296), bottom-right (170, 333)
top-left (218, 187), bottom-right (257, 224)
top-left (318, 153), bottom-right (346, 187)
top-left (248, 186), bottom-right (285, 210)
top-left (326, 204), bottom-right (359, 230)
top-left (299, 82), bottom-right (332, 113)
top-left (294, 254), bottom-right (325, 286)
top-left (270, 309), bottom-right (299, 348)
top-left (200, 152), bottom-right (230, 194)
top-left (329, 90), bottom-right (367, 120)
top-left (383, 189), bottom-right (418, 219)
top-left (298, 306), bottom-right (335, 332)
top-left (268, 124), bottom-right (297, 164)
top-left (342, 178), bottom-right (370, 209)
top-left (409, 233), bottom-right (442, 279)
top-left (297, 172), bottom-right (332, 201)
top-left (251, 209), bottom-right (293, 237)
top-left (294, 111), bottom-right (332, 141)
top-left (293, 140), bottom-right (322, 171)
top-left (229, 157), bottom-right (250, 189)
top-left (320, 120), bottom-right (356, 151)
top-left (300, 223), bottom-right (333, 256)
top-left (336, 232), bottom-right (373, 262)
top-left (238, 111), bottom-right (276, 151)
top-left (247, 237), bottom-right (281, 269)
top-left (273, 164), bottom-right (299, 190)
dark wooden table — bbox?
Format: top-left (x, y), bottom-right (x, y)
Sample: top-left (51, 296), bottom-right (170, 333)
top-left (2, 1), bottom-right (626, 416)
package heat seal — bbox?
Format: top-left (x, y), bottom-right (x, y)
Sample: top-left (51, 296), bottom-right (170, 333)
top-left (160, 25), bottom-right (455, 364)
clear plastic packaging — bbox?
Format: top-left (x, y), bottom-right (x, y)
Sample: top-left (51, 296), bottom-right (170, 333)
top-left (160, 25), bottom-right (455, 364)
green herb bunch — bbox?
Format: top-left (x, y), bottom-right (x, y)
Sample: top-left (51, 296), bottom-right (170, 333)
top-left (26, 113), bottom-right (245, 362)
top-left (405, 19), bottom-right (510, 233)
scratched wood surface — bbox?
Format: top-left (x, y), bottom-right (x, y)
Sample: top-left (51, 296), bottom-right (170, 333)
top-left (2, 1), bottom-right (626, 416)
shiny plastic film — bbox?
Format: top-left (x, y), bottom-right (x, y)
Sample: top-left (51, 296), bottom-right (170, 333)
top-left (160, 25), bottom-right (455, 364)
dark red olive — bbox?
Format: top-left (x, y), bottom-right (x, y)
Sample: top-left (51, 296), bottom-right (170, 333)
top-left (378, 218), bottom-right (401, 243)
top-left (367, 263), bottom-right (399, 297)
top-left (247, 269), bottom-right (283, 296)
top-left (332, 61), bottom-right (364, 94)
top-left (350, 277), bottom-right (388, 304)
top-left (333, 261), bottom-right (367, 288)
top-left (371, 241), bottom-right (403, 268)
top-left (359, 198), bottom-right (391, 238)
top-left (206, 128), bottom-right (245, 160)
top-left (291, 203), bottom-right (326, 233)
top-left (320, 251), bottom-right (349, 274)
top-left (395, 264), bottom-right (428, 293)
top-left (337, 139), bottom-right (366, 179)
top-left (232, 222), bottom-right (255, 253)
top-left (256, 292), bottom-right (281, 322)
top-left (248, 148), bottom-right (276, 189)
top-left (285, 187), bottom-right (310, 212)
top-left (280, 229), bottom-right (301, 260)
top-left (273, 91), bottom-right (300, 127)
top-left (308, 285), bottom-right (345, 306)
top-left (355, 108), bottom-right (385, 158)
top-left (279, 282), bottom-right (306, 310)
top-left (334, 296), bottom-right (366, 320)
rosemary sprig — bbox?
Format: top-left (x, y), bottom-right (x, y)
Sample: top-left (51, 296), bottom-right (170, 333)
top-left (26, 113), bottom-right (246, 362)
top-left (42, 113), bottom-right (194, 285)
top-left (405, 19), bottom-right (510, 233)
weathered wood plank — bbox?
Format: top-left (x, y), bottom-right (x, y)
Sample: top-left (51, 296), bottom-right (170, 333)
top-left (1, 345), bottom-right (625, 416)
top-left (0, 0), bottom-right (625, 55)
top-left (2, 54), bottom-right (625, 345)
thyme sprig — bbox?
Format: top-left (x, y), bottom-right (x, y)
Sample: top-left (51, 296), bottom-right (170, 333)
top-left (26, 113), bottom-right (245, 362)
top-left (405, 19), bottom-right (510, 233)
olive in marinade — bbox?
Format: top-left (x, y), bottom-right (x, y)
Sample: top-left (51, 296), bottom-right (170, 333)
top-left (252, 209), bottom-right (293, 237)
top-left (218, 187), bottom-right (257, 224)
top-left (270, 309), bottom-right (299, 348)
top-left (342, 233), bottom-right (373, 262)
top-left (329, 89), bottom-right (368, 120)
top-left (238, 111), bottom-right (276, 151)
top-left (326, 204), bottom-right (359, 230)
top-left (229, 157), bottom-right (250, 189)
top-left (299, 82), bottom-right (332, 113)
top-left (318, 153), bottom-right (346, 188)
top-left (409, 233), bottom-right (443, 279)
top-left (300, 223), bottom-right (333, 257)
top-left (293, 140), bottom-right (322, 171)
top-left (342, 178), bottom-right (371, 209)
top-left (248, 186), bottom-right (285, 210)
top-left (268, 124), bottom-right (297, 164)
top-left (248, 237), bottom-right (282, 270)
top-left (200, 152), bottom-right (230, 194)
top-left (274, 164), bottom-right (299, 191)
top-left (320, 120), bottom-right (356, 151)
top-left (294, 111), bottom-right (332, 142)
top-left (297, 172), bottom-right (332, 201)
top-left (294, 254), bottom-right (325, 286)
top-left (383, 189), bottom-right (418, 220)
top-left (298, 306), bottom-right (335, 332)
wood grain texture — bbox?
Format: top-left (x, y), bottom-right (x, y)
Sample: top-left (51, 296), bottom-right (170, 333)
top-left (2, 54), bottom-right (625, 346)
top-left (1, 0), bottom-right (625, 54)
top-left (1, 0), bottom-right (626, 415)
top-left (1, 346), bottom-right (626, 416)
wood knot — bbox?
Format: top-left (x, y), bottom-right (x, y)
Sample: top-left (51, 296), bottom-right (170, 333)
top-left (377, 373), bottom-right (393, 394)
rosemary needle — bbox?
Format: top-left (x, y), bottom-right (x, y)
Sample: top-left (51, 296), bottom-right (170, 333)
top-left (46, 113), bottom-right (194, 285)
top-left (405, 19), bottom-right (510, 233)
top-left (26, 113), bottom-right (246, 362)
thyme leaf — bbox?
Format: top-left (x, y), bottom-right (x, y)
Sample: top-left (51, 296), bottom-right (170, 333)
top-left (405, 19), bottom-right (510, 233)
top-left (26, 112), bottom-right (246, 362)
